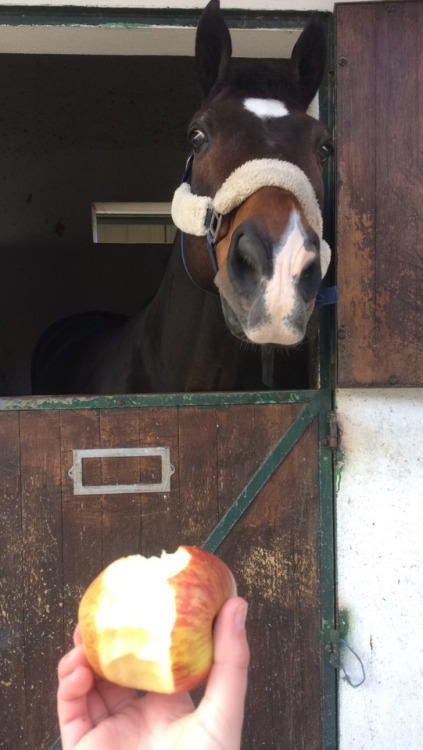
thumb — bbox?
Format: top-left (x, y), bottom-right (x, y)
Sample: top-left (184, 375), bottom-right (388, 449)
top-left (197, 597), bottom-right (249, 749)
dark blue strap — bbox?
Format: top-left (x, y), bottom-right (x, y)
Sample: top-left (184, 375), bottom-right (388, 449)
top-left (182, 152), bottom-right (194, 182)
top-left (48, 739), bottom-right (62, 750)
top-left (316, 285), bottom-right (338, 306)
top-left (206, 232), bottom-right (219, 274)
top-left (180, 231), bottom-right (198, 288)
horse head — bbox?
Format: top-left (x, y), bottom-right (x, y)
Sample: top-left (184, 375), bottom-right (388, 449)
top-left (172, 0), bottom-right (333, 347)
top-left (31, 0), bottom-right (334, 397)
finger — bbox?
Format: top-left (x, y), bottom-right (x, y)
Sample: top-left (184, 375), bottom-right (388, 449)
top-left (58, 644), bottom-right (91, 684)
top-left (67, 633), bottom-right (138, 726)
top-left (57, 646), bottom-right (96, 749)
top-left (196, 597), bottom-right (249, 747)
top-left (73, 625), bottom-right (82, 647)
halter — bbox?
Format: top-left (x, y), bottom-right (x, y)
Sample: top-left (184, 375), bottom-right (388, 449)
top-left (178, 154), bottom-right (220, 275)
top-left (172, 154), bottom-right (338, 306)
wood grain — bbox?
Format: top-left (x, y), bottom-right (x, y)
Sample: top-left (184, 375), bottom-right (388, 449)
top-left (19, 411), bottom-right (63, 748)
top-left (0, 413), bottom-right (25, 748)
top-left (336, 1), bottom-right (423, 386)
top-left (219, 407), bottom-right (321, 750)
top-left (1, 403), bottom-right (327, 749)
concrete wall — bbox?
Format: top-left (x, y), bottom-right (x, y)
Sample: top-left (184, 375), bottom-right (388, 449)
top-left (0, 0), bottom-right (366, 9)
top-left (336, 390), bottom-right (423, 749)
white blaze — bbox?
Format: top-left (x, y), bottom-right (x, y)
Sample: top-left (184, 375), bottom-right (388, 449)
top-left (243, 97), bottom-right (289, 120)
top-left (248, 210), bottom-right (316, 345)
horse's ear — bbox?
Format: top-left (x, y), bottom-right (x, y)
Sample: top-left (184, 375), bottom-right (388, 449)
top-left (195, 0), bottom-right (232, 97)
top-left (291, 16), bottom-right (326, 110)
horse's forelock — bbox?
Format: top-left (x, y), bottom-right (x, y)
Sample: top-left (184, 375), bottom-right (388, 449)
top-left (205, 60), bottom-right (304, 112)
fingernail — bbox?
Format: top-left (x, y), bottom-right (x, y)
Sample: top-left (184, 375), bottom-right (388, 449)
top-left (234, 600), bottom-right (248, 631)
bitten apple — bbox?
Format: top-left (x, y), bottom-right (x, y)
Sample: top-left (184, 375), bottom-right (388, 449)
top-left (78, 545), bottom-right (236, 694)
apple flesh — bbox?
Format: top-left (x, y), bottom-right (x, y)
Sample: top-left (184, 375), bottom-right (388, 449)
top-left (78, 546), bottom-right (237, 694)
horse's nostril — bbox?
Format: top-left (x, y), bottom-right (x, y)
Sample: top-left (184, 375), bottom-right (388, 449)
top-left (296, 228), bottom-right (321, 303)
top-left (237, 234), bottom-right (261, 271)
top-left (228, 225), bottom-right (271, 290)
top-left (305, 228), bottom-right (320, 254)
top-left (298, 258), bottom-right (322, 303)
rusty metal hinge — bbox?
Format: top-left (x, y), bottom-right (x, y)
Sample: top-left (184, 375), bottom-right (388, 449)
top-left (327, 628), bottom-right (341, 669)
top-left (322, 410), bottom-right (339, 449)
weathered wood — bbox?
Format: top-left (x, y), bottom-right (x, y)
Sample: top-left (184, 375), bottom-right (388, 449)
top-left (19, 411), bottom-right (63, 749)
top-left (99, 408), bottom-right (154, 563)
top-left (215, 404), bottom-right (264, 518)
top-left (135, 407), bottom-right (180, 557)
top-left (220, 407), bottom-right (321, 750)
top-left (1, 403), bottom-right (326, 750)
top-left (60, 410), bottom-right (104, 652)
top-left (336, 0), bottom-right (423, 386)
top-left (0, 413), bottom-right (25, 748)
top-left (177, 407), bottom-right (221, 544)
top-left (99, 407), bottom-right (180, 560)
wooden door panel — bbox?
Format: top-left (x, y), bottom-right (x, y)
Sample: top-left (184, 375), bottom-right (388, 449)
top-left (97, 407), bottom-right (179, 561)
top-left (19, 412), bottom-right (64, 749)
top-left (0, 403), bottom-right (326, 750)
top-left (0, 413), bottom-right (25, 748)
top-left (60, 410), bottom-right (103, 648)
top-left (178, 407), bottom-right (221, 544)
top-left (336, 0), bottom-right (423, 386)
top-left (220, 419), bottom-right (321, 750)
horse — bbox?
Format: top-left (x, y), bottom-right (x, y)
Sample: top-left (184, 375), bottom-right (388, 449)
top-left (31, 0), bottom-right (333, 396)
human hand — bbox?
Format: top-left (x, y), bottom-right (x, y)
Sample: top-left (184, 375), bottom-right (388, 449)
top-left (57, 596), bottom-right (249, 750)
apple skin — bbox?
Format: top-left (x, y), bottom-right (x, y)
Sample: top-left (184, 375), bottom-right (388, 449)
top-left (78, 546), bottom-right (236, 694)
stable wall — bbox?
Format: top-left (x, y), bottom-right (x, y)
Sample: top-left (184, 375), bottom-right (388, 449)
top-left (0, 0), bottom-right (374, 10)
top-left (336, 389), bottom-right (423, 750)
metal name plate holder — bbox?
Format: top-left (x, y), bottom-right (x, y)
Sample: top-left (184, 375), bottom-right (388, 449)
top-left (68, 447), bottom-right (174, 495)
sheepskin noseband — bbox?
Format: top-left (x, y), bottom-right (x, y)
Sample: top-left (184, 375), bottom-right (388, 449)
top-left (171, 158), bottom-right (331, 277)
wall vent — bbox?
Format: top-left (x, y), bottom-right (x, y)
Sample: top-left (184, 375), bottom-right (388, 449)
top-left (92, 202), bottom-right (176, 244)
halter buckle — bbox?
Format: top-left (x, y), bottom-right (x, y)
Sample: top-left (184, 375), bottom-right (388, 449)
top-left (205, 208), bottom-right (223, 245)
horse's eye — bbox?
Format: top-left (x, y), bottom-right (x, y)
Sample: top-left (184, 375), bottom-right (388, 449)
top-left (318, 141), bottom-right (333, 163)
top-left (189, 127), bottom-right (208, 152)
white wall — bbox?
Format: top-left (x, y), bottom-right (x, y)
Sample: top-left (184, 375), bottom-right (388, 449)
top-left (0, 0), bottom-right (378, 57)
top-left (0, 0), bottom-right (379, 10)
top-left (336, 390), bottom-right (423, 750)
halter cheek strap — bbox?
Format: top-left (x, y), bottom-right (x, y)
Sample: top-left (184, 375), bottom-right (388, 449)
top-left (178, 154), bottom-right (221, 274)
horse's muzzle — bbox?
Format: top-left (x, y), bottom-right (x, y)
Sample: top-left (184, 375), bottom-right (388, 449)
top-left (213, 216), bottom-right (324, 345)
top-left (227, 220), bottom-right (322, 304)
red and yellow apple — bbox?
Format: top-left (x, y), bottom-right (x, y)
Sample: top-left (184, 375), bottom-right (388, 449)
top-left (78, 545), bottom-right (236, 694)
